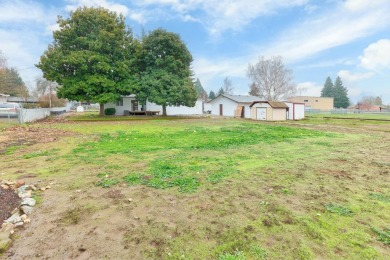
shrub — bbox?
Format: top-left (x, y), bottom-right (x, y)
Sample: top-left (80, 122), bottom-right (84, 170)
top-left (104, 108), bottom-right (116, 115)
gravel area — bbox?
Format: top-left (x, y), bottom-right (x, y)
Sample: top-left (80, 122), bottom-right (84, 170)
top-left (0, 186), bottom-right (20, 223)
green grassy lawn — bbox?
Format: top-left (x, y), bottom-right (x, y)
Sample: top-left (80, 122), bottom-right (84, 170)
top-left (1, 115), bottom-right (389, 259)
top-left (307, 112), bottom-right (390, 120)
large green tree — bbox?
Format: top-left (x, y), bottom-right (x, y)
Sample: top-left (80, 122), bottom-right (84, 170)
top-left (333, 76), bottom-right (349, 108)
top-left (36, 7), bottom-right (138, 116)
top-left (138, 28), bottom-right (196, 116)
top-left (321, 76), bottom-right (334, 97)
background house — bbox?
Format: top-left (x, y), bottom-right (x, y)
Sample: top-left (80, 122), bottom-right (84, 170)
top-left (250, 101), bottom-right (289, 121)
top-left (208, 94), bottom-right (261, 118)
top-left (0, 93), bottom-right (9, 103)
top-left (104, 95), bottom-right (204, 116)
top-left (288, 96), bottom-right (333, 110)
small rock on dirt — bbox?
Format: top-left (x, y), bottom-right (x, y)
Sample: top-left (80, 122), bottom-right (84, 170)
top-left (20, 198), bottom-right (36, 207)
top-left (20, 205), bottom-right (33, 215)
top-left (5, 212), bottom-right (21, 224)
top-left (0, 232), bottom-right (12, 253)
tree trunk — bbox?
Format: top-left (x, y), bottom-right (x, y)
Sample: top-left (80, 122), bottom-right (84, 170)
top-left (162, 105), bottom-right (167, 116)
top-left (99, 103), bottom-right (104, 116)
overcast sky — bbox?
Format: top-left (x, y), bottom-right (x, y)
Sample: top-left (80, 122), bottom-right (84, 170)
top-left (0, 0), bottom-right (389, 104)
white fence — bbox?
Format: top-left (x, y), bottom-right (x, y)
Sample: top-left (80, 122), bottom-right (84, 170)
top-left (18, 107), bottom-right (68, 123)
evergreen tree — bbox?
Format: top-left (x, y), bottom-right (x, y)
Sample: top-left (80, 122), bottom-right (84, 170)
top-left (0, 67), bottom-right (29, 97)
top-left (194, 78), bottom-right (207, 100)
top-left (321, 76), bottom-right (334, 97)
top-left (333, 77), bottom-right (349, 108)
top-left (374, 96), bottom-right (383, 106)
top-left (209, 90), bottom-right (216, 99)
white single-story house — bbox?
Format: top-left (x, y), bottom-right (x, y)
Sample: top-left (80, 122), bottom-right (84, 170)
top-left (104, 95), bottom-right (204, 116)
top-left (250, 101), bottom-right (289, 121)
top-left (284, 102), bottom-right (305, 120)
top-left (208, 94), bottom-right (261, 118)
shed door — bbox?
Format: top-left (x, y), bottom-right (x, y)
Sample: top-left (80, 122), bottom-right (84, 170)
top-left (256, 108), bottom-right (266, 120)
top-left (219, 104), bottom-right (223, 116)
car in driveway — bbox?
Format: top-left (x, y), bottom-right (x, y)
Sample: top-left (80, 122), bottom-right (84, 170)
top-left (0, 102), bottom-right (22, 118)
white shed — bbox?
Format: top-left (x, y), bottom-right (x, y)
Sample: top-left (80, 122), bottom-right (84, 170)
top-left (250, 101), bottom-right (289, 121)
top-left (208, 94), bottom-right (261, 118)
top-left (284, 102), bottom-right (305, 120)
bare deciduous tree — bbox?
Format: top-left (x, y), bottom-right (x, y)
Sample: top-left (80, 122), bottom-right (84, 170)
top-left (247, 56), bottom-right (296, 100)
top-left (34, 78), bottom-right (59, 108)
top-left (222, 77), bottom-right (234, 94)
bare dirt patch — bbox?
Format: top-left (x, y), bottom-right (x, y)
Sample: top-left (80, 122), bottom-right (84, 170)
top-left (0, 125), bottom-right (75, 154)
top-left (0, 186), bottom-right (20, 223)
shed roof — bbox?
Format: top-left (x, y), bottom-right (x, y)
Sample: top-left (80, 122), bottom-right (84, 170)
top-left (210, 94), bottom-right (261, 103)
top-left (250, 101), bottom-right (289, 108)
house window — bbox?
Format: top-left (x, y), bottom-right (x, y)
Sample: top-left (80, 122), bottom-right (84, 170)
top-left (116, 98), bottom-right (123, 106)
top-left (304, 99), bottom-right (308, 102)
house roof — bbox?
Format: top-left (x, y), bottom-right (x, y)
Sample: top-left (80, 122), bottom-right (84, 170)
top-left (0, 93), bottom-right (10, 97)
top-left (209, 94), bottom-right (261, 103)
top-left (250, 101), bottom-right (289, 108)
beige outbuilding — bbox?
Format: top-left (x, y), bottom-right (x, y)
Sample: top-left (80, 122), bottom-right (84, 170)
top-left (250, 101), bottom-right (289, 121)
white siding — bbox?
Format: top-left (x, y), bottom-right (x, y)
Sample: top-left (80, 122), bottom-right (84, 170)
top-left (285, 102), bottom-right (305, 120)
top-left (105, 97), bottom-right (203, 116)
top-left (209, 96), bottom-right (236, 117)
top-left (208, 97), bottom-right (255, 118)
top-left (146, 100), bottom-right (203, 115)
top-left (105, 97), bottom-right (134, 115)
top-left (250, 103), bottom-right (271, 120)
top-left (242, 104), bottom-right (252, 118)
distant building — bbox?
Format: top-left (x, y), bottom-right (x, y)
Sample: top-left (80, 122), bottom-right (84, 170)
top-left (0, 93), bottom-right (10, 103)
top-left (288, 96), bottom-right (333, 110)
top-left (350, 103), bottom-right (381, 111)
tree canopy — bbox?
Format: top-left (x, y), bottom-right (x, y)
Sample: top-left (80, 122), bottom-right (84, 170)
top-left (0, 50), bottom-right (29, 97)
top-left (36, 7), bottom-right (138, 115)
top-left (0, 67), bottom-right (29, 97)
top-left (248, 83), bottom-right (260, 96)
top-left (321, 77), bottom-right (334, 97)
top-left (221, 77), bottom-right (234, 94)
top-left (333, 77), bottom-right (349, 108)
top-left (208, 90), bottom-right (216, 100)
top-left (194, 78), bottom-right (207, 100)
top-left (320, 76), bottom-right (349, 108)
top-left (138, 28), bottom-right (196, 116)
top-left (359, 96), bottom-right (383, 106)
top-left (247, 56), bottom-right (296, 101)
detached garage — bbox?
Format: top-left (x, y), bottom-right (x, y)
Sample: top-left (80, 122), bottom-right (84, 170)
top-left (250, 101), bottom-right (289, 121)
